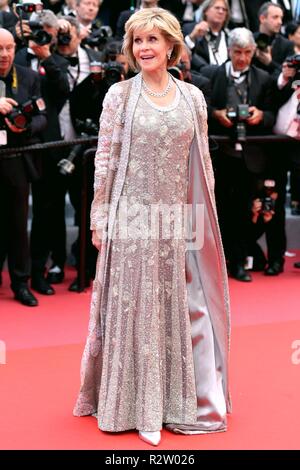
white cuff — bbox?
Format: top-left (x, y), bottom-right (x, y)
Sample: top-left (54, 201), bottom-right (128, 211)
top-left (185, 34), bottom-right (195, 50)
top-left (277, 72), bottom-right (288, 90)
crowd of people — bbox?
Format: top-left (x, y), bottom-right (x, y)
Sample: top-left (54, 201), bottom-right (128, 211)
top-left (0, 0), bottom-right (299, 306)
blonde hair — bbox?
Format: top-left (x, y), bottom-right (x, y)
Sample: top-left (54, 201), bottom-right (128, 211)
top-left (122, 7), bottom-right (184, 72)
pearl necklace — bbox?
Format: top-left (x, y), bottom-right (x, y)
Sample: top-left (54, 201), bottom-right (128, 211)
top-left (142, 74), bottom-right (172, 98)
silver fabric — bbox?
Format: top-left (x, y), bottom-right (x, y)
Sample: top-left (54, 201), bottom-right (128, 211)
top-left (73, 74), bottom-right (231, 434)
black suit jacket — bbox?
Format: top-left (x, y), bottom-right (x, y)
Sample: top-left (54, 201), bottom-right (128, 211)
top-left (228, 1), bottom-right (294, 32)
top-left (0, 10), bottom-right (18, 33)
top-left (160, 0), bottom-right (187, 21)
top-left (68, 48), bottom-right (108, 131)
top-left (14, 49), bottom-right (70, 143)
top-left (115, 9), bottom-right (135, 40)
top-left (190, 71), bottom-right (212, 110)
top-left (202, 62), bottom-right (276, 172)
top-left (189, 30), bottom-right (229, 72)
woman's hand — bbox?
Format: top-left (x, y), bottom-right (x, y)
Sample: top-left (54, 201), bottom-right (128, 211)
top-left (92, 230), bottom-right (104, 251)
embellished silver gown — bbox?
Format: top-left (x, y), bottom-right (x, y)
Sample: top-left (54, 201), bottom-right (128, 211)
top-left (74, 75), bottom-right (230, 435)
top-left (95, 86), bottom-right (199, 432)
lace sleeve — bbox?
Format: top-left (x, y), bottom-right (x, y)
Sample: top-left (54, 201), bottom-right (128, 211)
top-left (90, 85), bottom-right (121, 234)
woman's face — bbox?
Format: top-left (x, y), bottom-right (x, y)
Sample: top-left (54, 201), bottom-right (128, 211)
top-left (132, 27), bottom-right (171, 74)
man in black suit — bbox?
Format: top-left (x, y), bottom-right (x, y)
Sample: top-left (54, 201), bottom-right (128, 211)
top-left (49, 15), bottom-right (107, 291)
top-left (115, 0), bottom-right (159, 40)
top-left (184, 0), bottom-right (230, 71)
top-left (0, 28), bottom-right (47, 306)
top-left (178, 43), bottom-right (212, 107)
top-left (14, 10), bottom-right (70, 296)
top-left (160, 0), bottom-right (205, 22)
top-left (254, 2), bottom-right (295, 78)
top-left (0, 5), bottom-right (18, 34)
top-left (202, 27), bottom-right (277, 281)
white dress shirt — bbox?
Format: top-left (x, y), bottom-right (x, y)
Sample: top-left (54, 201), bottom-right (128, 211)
top-left (59, 46), bottom-right (90, 141)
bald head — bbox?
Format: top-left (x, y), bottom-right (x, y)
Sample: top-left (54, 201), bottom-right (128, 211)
top-left (0, 28), bottom-right (14, 42)
top-left (0, 28), bottom-right (16, 77)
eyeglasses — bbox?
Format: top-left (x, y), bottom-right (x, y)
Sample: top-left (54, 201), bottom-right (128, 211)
top-left (213, 6), bottom-right (228, 12)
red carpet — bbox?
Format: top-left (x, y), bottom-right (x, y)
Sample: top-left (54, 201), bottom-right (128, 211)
top-left (0, 261), bottom-right (300, 450)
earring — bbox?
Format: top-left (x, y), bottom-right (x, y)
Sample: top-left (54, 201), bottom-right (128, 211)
top-left (167, 49), bottom-right (172, 60)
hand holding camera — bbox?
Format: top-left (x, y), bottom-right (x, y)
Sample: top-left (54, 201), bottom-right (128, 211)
top-left (15, 20), bottom-right (32, 40)
top-left (246, 106), bottom-right (263, 126)
top-left (0, 97), bottom-right (27, 133)
top-left (255, 45), bottom-right (272, 66)
top-left (29, 42), bottom-right (51, 60)
top-left (0, 97), bottom-right (18, 116)
top-left (213, 109), bottom-right (234, 128)
top-left (252, 180), bottom-right (277, 224)
top-left (282, 62), bottom-right (297, 81)
top-left (1, 97), bottom-right (45, 133)
top-left (189, 21), bottom-right (210, 42)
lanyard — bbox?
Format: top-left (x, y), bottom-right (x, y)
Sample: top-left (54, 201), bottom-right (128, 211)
top-left (12, 66), bottom-right (18, 94)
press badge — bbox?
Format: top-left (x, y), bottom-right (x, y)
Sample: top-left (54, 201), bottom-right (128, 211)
top-left (36, 98), bottom-right (46, 111)
top-left (0, 130), bottom-right (7, 146)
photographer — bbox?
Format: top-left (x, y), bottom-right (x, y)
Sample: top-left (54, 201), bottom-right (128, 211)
top-left (253, 2), bottom-right (295, 79)
top-left (14, 9), bottom-right (70, 296)
top-left (170, 43), bottom-right (212, 107)
top-left (184, 0), bottom-right (230, 71)
top-left (75, 0), bottom-right (103, 40)
top-left (0, 28), bottom-right (47, 306)
top-left (203, 27), bottom-right (277, 281)
top-left (273, 56), bottom-right (300, 222)
top-left (50, 15), bottom-right (109, 291)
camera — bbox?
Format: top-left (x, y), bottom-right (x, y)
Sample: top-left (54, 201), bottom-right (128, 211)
top-left (168, 62), bottom-right (187, 81)
top-left (286, 54), bottom-right (300, 73)
top-left (255, 33), bottom-right (272, 51)
top-left (82, 22), bottom-right (112, 50)
top-left (16, 2), bottom-right (43, 20)
top-left (6, 97), bottom-right (45, 129)
top-left (28, 20), bottom-right (52, 45)
top-left (57, 118), bottom-right (98, 175)
top-left (226, 104), bottom-right (251, 142)
top-left (89, 60), bottom-right (124, 86)
top-left (260, 180), bottom-right (276, 214)
top-left (57, 31), bottom-right (72, 46)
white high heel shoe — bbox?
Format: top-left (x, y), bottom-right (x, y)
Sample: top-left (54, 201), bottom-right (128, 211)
top-left (138, 431), bottom-right (161, 446)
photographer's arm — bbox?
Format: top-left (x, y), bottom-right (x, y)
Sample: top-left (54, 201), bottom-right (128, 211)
top-left (39, 53), bottom-right (70, 98)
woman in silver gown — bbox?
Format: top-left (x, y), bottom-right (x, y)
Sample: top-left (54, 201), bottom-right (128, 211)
top-left (74, 7), bottom-right (231, 446)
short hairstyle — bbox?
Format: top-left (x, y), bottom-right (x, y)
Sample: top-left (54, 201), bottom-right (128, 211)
top-left (285, 21), bottom-right (300, 37)
top-left (122, 7), bottom-right (184, 71)
top-left (39, 10), bottom-right (59, 29)
top-left (258, 1), bottom-right (283, 18)
top-left (201, 0), bottom-right (231, 26)
top-left (228, 27), bottom-right (256, 49)
top-left (61, 15), bottom-right (81, 36)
